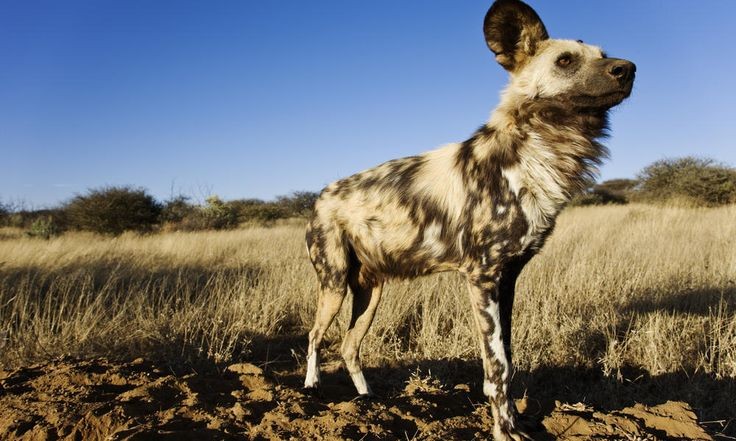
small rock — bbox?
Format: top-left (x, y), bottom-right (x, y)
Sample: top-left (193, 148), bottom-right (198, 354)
top-left (227, 363), bottom-right (263, 376)
top-left (231, 402), bottom-right (249, 420)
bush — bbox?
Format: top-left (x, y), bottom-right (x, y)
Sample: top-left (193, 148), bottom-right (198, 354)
top-left (66, 186), bottom-right (162, 235)
top-left (200, 195), bottom-right (238, 230)
top-left (571, 188), bottom-right (627, 206)
top-left (229, 199), bottom-right (287, 224)
top-left (0, 201), bottom-right (8, 226)
top-left (160, 195), bottom-right (196, 225)
top-left (26, 216), bottom-right (60, 239)
top-left (595, 178), bottom-right (638, 195)
top-left (570, 179), bottom-right (634, 206)
top-left (241, 203), bottom-right (288, 223)
top-left (275, 191), bottom-right (319, 217)
top-left (6, 213), bottom-right (24, 228)
top-left (3, 208), bottom-right (67, 231)
top-left (636, 157), bottom-right (736, 206)
top-left (224, 192), bottom-right (317, 224)
top-left (167, 195), bottom-right (239, 231)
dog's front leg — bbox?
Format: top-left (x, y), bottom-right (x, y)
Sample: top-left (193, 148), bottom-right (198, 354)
top-left (467, 272), bottom-right (530, 441)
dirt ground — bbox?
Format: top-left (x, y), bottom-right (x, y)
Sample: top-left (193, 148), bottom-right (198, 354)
top-left (0, 353), bottom-right (724, 441)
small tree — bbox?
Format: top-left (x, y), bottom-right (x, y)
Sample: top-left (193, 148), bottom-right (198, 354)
top-left (570, 179), bottom-right (635, 206)
top-left (229, 198), bottom-right (294, 224)
top-left (596, 178), bottom-right (638, 195)
top-left (242, 203), bottom-right (288, 223)
top-left (66, 186), bottom-right (162, 235)
top-left (276, 191), bottom-right (319, 217)
top-left (160, 195), bottom-right (195, 225)
top-left (200, 195), bottom-right (238, 230)
top-left (26, 216), bottom-right (60, 239)
top-left (0, 201), bottom-right (8, 226)
top-left (637, 157), bottom-right (736, 206)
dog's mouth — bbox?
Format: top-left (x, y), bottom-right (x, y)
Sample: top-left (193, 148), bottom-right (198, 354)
top-left (571, 89), bottom-right (632, 110)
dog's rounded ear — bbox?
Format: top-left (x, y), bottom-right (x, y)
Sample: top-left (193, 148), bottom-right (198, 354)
top-left (484, 0), bottom-right (549, 72)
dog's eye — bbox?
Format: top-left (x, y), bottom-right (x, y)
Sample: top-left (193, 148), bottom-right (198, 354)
top-left (556, 54), bottom-right (572, 67)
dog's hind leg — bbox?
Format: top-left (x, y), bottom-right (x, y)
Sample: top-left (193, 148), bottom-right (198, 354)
top-left (304, 222), bottom-right (349, 391)
top-left (342, 265), bottom-right (383, 397)
top-left (304, 286), bottom-right (346, 391)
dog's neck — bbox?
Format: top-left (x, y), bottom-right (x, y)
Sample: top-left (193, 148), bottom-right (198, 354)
top-left (477, 92), bottom-right (610, 239)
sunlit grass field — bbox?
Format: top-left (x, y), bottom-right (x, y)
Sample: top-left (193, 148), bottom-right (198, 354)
top-left (1, 204), bottom-right (735, 383)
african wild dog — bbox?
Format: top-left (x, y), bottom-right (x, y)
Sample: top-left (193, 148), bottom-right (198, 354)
top-left (303, 0), bottom-right (635, 439)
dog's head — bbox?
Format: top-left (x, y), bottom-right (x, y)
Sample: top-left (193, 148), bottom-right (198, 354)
top-left (484, 0), bottom-right (635, 111)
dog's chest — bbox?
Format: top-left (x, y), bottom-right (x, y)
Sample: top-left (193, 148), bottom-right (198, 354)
top-left (475, 172), bottom-right (565, 261)
top-left (501, 157), bottom-right (568, 247)
top-left (493, 200), bottom-right (552, 257)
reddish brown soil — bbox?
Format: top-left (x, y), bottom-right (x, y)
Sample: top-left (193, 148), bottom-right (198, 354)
top-left (0, 356), bottom-right (718, 440)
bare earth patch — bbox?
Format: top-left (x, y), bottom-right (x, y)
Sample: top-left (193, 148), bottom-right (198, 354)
top-left (0, 357), bottom-right (715, 440)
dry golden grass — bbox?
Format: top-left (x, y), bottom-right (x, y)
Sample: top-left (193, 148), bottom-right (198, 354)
top-left (1, 204), bottom-right (735, 384)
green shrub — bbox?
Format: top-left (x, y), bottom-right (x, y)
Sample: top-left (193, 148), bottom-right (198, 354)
top-left (200, 195), bottom-right (239, 230)
top-left (636, 157), bottom-right (736, 206)
top-left (160, 195), bottom-right (196, 225)
top-left (595, 178), bottom-right (638, 196)
top-left (26, 216), bottom-right (60, 239)
top-left (224, 191), bottom-right (317, 224)
top-left (275, 191), bottom-right (319, 217)
top-left (66, 186), bottom-right (162, 235)
top-left (228, 199), bottom-right (265, 223)
top-left (228, 199), bottom-right (286, 224)
top-left (3, 208), bottom-right (67, 231)
top-left (571, 188), bottom-right (627, 206)
top-left (570, 179), bottom-right (634, 206)
top-left (163, 196), bottom-right (275, 231)
top-left (241, 203), bottom-right (288, 223)
top-left (0, 201), bottom-right (8, 226)
top-left (6, 213), bottom-right (24, 228)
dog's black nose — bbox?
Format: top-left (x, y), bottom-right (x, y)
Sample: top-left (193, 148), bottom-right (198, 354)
top-left (608, 60), bottom-right (636, 82)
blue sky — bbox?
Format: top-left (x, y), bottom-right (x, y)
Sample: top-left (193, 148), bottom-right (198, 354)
top-left (2, 1), bottom-right (735, 208)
